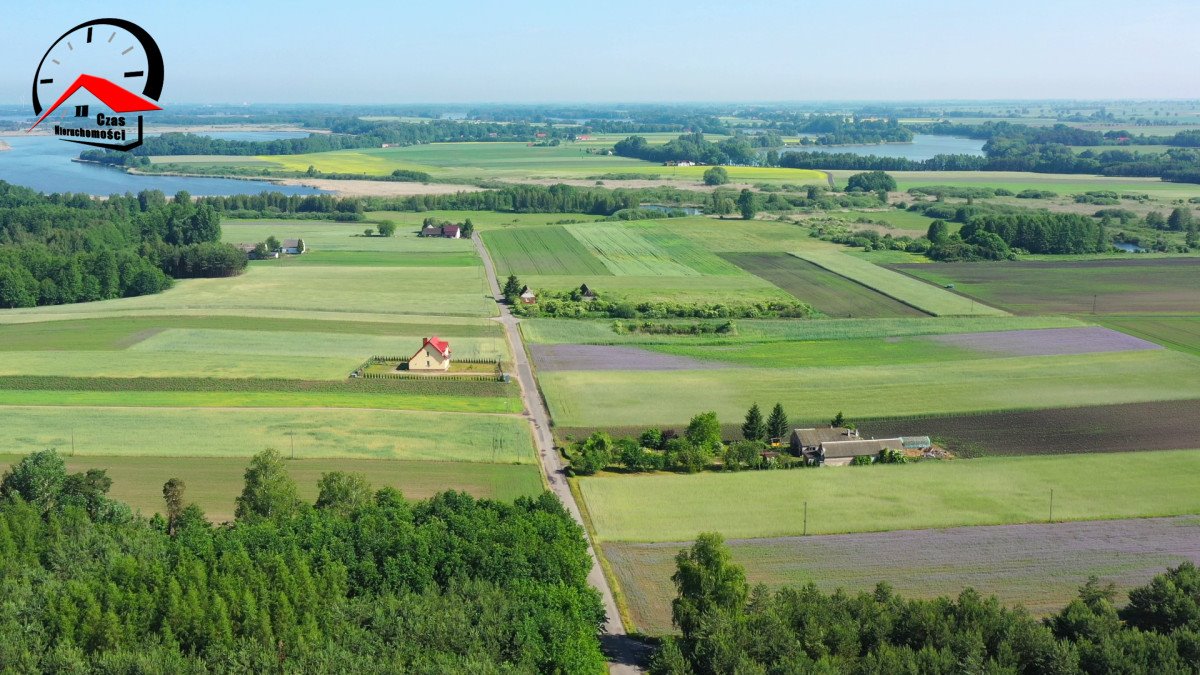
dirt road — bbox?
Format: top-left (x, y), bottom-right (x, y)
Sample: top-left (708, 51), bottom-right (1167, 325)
top-left (472, 236), bottom-right (648, 673)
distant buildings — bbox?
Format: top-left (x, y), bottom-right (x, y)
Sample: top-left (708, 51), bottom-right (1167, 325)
top-left (790, 426), bottom-right (931, 466)
top-left (420, 223), bottom-right (461, 238)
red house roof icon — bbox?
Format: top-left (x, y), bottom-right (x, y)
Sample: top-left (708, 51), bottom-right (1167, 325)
top-left (29, 74), bottom-right (161, 131)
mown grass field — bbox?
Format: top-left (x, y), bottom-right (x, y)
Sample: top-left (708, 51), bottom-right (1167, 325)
top-left (578, 449), bottom-right (1200, 542)
top-left (567, 223), bottom-right (742, 277)
top-left (0, 406), bottom-right (534, 463)
top-left (894, 258), bottom-right (1200, 316)
top-left (0, 454), bottom-right (543, 522)
top-left (539, 349), bottom-right (1200, 427)
top-left (483, 226), bottom-right (612, 276)
top-left (0, 265), bottom-right (496, 318)
top-left (648, 335), bottom-right (983, 368)
top-left (605, 516), bottom-right (1200, 634)
top-left (721, 252), bottom-right (927, 318)
top-left (795, 251), bottom-right (1008, 316)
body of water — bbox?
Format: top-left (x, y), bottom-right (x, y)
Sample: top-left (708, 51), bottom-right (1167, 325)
top-left (779, 134), bottom-right (985, 161)
top-left (0, 132), bottom-right (324, 196)
top-left (1113, 242), bottom-right (1146, 253)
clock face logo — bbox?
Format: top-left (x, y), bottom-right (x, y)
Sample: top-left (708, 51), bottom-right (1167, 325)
top-left (28, 18), bottom-right (164, 151)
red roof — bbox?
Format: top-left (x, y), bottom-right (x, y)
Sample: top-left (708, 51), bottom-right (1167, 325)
top-left (30, 74), bottom-right (161, 131)
top-left (423, 336), bottom-right (450, 357)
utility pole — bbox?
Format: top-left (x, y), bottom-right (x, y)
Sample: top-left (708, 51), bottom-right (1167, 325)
top-left (71, 429), bottom-right (75, 456)
top-left (1092, 294), bottom-right (1097, 314)
top-left (1049, 489), bottom-right (1054, 523)
top-left (290, 432), bottom-right (295, 460)
top-left (803, 501), bottom-right (808, 536)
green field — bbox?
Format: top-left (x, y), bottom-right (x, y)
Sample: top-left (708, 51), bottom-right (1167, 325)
top-left (0, 454), bottom-right (543, 522)
top-left (794, 251), bottom-right (1009, 316)
top-left (151, 141), bottom-right (828, 185)
top-left (831, 170), bottom-right (1200, 201)
top-left (0, 265), bottom-right (496, 318)
top-left (222, 219), bottom-right (476, 253)
top-left (566, 223), bottom-right (741, 276)
top-left (520, 316), bottom-right (1085, 345)
top-left (1099, 316), bottom-right (1200, 357)
top-left (648, 335), bottom-right (983, 368)
top-left (483, 226), bottom-right (612, 276)
top-left (894, 259), bottom-right (1200, 316)
top-left (605, 516), bottom-right (1200, 634)
top-left (578, 450), bottom-right (1200, 542)
top-left (0, 406), bottom-right (534, 463)
top-left (539, 349), bottom-right (1200, 427)
top-left (721, 252), bottom-right (927, 318)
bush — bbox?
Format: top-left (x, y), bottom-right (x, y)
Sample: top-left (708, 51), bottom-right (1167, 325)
top-left (703, 166), bottom-right (729, 186)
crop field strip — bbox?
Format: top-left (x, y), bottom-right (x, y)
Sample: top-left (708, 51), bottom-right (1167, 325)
top-left (520, 315), bottom-right (1086, 345)
top-left (891, 258), bottom-right (1200, 316)
top-left (857, 399), bottom-right (1200, 458)
top-left (1098, 316), bottom-right (1200, 356)
top-left (482, 226), bottom-right (611, 276)
top-left (565, 223), bottom-right (743, 277)
top-left (0, 454), bottom-right (543, 522)
top-left (577, 449), bottom-right (1200, 542)
top-left (0, 406), bottom-right (536, 463)
top-left (604, 516), bottom-right (1200, 634)
top-left (793, 251), bottom-right (1009, 316)
top-left (720, 252), bottom-right (928, 318)
top-left (538, 348), bottom-right (1200, 428)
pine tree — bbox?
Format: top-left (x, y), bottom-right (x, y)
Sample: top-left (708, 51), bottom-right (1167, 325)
top-left (741, 403), bottom-right (765, 442)
top-left (765, 403), bottom-right (789, 443)
top-left (831, 411), bottom-right (846, 427)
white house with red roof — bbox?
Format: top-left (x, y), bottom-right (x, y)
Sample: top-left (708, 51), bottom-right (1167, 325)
top-left (408, 336), bottom-right (452, 371)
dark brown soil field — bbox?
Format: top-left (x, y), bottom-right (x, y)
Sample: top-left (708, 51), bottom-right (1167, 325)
top-left (927, 326), bottom-right (1161, 356)
top-left (606, 516), bottom-right (1200, 634)
top-left (858, 399), bottom-right (1200, 457)
top-left (892, 258), bottom-right (1200, 315)
top-left (529, 344), bottom-right (726, 371)
top-left (722, 252), bottom-right (927, 318)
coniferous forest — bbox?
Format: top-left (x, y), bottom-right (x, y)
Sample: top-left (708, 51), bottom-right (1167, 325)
top-left (0, 450), bottom-right (606, 673)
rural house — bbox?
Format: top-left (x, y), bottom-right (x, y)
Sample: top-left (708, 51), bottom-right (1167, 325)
top-left (281, 238), bottom-right (306, 254)
top-left (519, 286), bottom-right (538, 304)
top-left (408, 336), bottom-right (452, 372)
top-left (419, 224), bottom-right (461, 238)
top-left (790, 427), bottom-right (930, 466)
top-left (579, 284), bottom-right (597, 301)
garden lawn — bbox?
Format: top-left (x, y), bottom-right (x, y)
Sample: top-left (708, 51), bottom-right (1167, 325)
top-left (578, 450), bottom-right (1200, 542)
top-left (795, 251), bottom-right (1008, 316)
top-left (0, 454), bottom-right (543, 522)
top-left (538, 349), bottom-right (1200, 427)
top-left (0, 406), bottom-right (534, 463)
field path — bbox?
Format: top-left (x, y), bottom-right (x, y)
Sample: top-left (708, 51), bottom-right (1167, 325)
top-left (473, 236), bottom-right (648, 673)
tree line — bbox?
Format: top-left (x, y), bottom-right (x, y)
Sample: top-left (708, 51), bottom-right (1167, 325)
top-left (652, 533), bottom-right (1200, 674)
top-left (0, 449), bottom-right (605, 672)
top-left (613, 133), bottom-right (761, 166)
top-left (0, 183), bottom-right (245, 308)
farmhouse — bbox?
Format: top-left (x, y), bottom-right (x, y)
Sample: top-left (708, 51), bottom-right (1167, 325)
top-left (519, 286), bottom-right (538, 304)
top-left (790, 427), bottom-right (930, 466)
top-left (419, 224), bottom-right (461, 238)
top-left (408, 336), bottom-right (452, 372)
top-left (234, 243), bottom-right (279, 260)
top-left (281, 238), bottom-right (306, 255)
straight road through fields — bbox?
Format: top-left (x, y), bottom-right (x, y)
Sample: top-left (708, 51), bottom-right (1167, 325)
top-left (473, 235), bottom-right (647, 673)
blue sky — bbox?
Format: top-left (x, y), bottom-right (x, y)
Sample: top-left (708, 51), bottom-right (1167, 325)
top-left (1, 0), bottom-right (1197, 105)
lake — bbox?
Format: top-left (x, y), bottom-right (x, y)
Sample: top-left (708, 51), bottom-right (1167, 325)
top-left (779, 134), bottom-right (985, 161)
top-left (0, 132), bottom-right (324, 196)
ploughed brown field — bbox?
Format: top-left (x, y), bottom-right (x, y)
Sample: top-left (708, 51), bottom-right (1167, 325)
top-left (891, 258), bottom-right (1200, 315)
top-left (858, 399), bottom-right (1200, 457)
top-left (606, 516), bottom-right (1200, 634)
